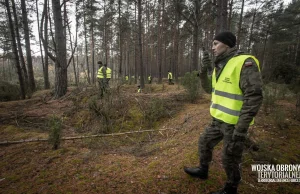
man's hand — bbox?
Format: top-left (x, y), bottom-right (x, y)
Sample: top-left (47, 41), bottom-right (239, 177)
top-left (201, 51), bottom-right (211, 73)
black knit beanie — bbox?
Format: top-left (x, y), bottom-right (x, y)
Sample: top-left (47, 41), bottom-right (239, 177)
top-left (214, 31), bottom-right (236, 48)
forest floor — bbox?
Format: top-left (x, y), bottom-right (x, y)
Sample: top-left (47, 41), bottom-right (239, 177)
top-left (0, 83), bottom-right (300, 194)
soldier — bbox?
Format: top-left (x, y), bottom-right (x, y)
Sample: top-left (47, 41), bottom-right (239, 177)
top-left (105, 64), bottom-right (112, 88)
top-left (148, 74), bottom-right (152, 84)
top-left (184, 31), bottom-right (263, 194)
top-left (97, 61), bottom-right (107, 97)
top-left (168, 71), bottom-right (173, 85)
top-left (137, 85), bottom-right (141, 93)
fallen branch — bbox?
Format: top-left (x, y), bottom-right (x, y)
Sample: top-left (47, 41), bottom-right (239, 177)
top-left (0, 128), bottom-right (177, 146)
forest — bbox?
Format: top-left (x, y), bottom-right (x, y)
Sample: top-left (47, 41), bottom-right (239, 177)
top-left (1, 0), bottom-right (300, 194)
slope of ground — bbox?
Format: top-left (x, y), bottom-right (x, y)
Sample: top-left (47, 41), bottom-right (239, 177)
top-left (0, 84), bottom-right (300, 194)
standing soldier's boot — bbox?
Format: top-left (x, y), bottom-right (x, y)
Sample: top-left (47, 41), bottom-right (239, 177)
top-left (183, 164), bottom-right (208, 179)
top-left (210, 183), bottom-right (237, 194)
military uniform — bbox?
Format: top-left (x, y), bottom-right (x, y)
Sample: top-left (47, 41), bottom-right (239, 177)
top-left (97, 65), bottom-right (107, 97)
top-left (168, 72), bottom-right (173, 85)
top-left (148, 75), bottom-right (152, 84)
top-left (198, 48), bottom-right (263, 186)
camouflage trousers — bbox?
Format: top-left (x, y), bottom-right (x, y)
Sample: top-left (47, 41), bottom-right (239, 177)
top-left (199, 118), bottom-right (245, 186)
top-left (98, 78), bottom-right (107, 97)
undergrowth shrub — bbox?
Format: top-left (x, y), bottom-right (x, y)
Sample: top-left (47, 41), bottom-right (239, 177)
top-left (0, 81), bottom-right (20, 101)
top-left (88, 96), bottom-right (112, 133)
top-left (48, 115), bottom-right (62, 150)
top-left (182, 71), bottom-right (201, 103)
top-left (262, 85), bottom-right (277, 114)
top-left (263, 83), bottom-right (288, 128)
top-left (272, 106), bottom-right (286, 129)
top-left (144, 98), bottom-right (168, 128)
top-left (88, 87), bottom-right (129, 134)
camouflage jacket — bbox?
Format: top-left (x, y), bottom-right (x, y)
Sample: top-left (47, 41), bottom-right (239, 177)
top-left (200, 48), bottom-right (263, 137)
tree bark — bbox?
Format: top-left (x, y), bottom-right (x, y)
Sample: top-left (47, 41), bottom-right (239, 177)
top-left (228, 0), bottom-right (234, 31)
top-left (52, 0), bottom-right (67, 98)
top-left (83, 0), bottom-right (90, 84)
top-left (21, 0), bottom-right (36, 92)
top-left (66, 1), bottom-right (78, 86)
top-left (173, 0), bottom-right (180, 82)
top-left (5, 0), bottom-right (25, 99)
top-left (236, 0), bottom-right (245, 49)
top-left (157, 0), bottom-right (162, 83)
top-left (118, 0), bottom-right (123, 78)
top-left (137, 0), bottom-right (144, 89)
top-left (41, 0), bottom-right (50, 89)
top-left (248, 10), bottom-right (257, 52)
top-left (11, 0), bottom-right (28, 94)
top-left (215, 0), bottom-right (228, 34)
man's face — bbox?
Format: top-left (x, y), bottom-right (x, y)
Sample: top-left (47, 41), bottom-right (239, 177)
top-left (212, 40), bottom-right (229, 57)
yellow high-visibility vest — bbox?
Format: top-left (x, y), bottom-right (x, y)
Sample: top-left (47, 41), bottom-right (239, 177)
top-left (97, 67), bottom-right (104, 78)
top-left (106, 68), bottom-right (112, 78)
top-left (168, 72), bottom-right (172, 79)
top-left (125, 76), bottom-right (128, 80)
top-left (148, 76), bottom-right (151, 81)
top-left (210, 55), bottom-right (260, 125)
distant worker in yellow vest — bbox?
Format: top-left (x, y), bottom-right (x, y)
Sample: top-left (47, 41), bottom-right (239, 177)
top-left (137, 76), bottom-right (141, 93)
top-left (148, 74), bottom-right (152, 84)
top-left (125, 75), bottom-right (129, 83)
top-left (97, 61), bottom-right (107, 97)
top-left (184, 31), bottom-right (263, 194)
top-left (105, 64), bottom-right (112, 87)
top-left (168, 71), bottom-right (173, 85)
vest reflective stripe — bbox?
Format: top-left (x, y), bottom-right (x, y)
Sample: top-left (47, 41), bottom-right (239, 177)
top-left (211, 103), bottom-right (241, 116)
top-left (210, 55), bottom-right (260, 125)
top-left (168, 73), bottom-right (172, 79)
top-left (97, 67), bottom-right (104, 78)
top-left (213, 89), bottom-right (244, 101)
top-left (106, 68), bottom-right (112, 78)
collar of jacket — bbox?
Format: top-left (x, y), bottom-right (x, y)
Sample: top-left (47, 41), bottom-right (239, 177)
top-left (214, 47), bottom-right (238, 65)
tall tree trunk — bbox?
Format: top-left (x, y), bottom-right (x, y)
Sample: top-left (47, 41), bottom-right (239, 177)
top-left (237, 0), bottom-right (245, 49)
top-left (248, 10), bottom-right (257, 52)
top-left (52, 0), bottom-right (67, 98)
top-left (36, 0), bottom-right (45, 76)
top-left (144, 1), bottom-right (149, 79)
top-left (11, 0), bottom-right (28, 94)
top-left (173, 3), bottom-right (180, 82)
top-left (192, 26), bottom-right (199, 71)
top-left (118, 0), bottom-right (123, 78)
top-left (67, 2), bottom-right (78, 86)
top-left (103, 0), bottom-right (109, 64)
top-left (91, 21), bottom-right (95, 84)
top-left (137, 0), bottom-right (144, 89)
top-left (261, 23), bottom-right (270, 74)
top-left (21, 0), bottom-right (36, 92)
top-left (5, 0), bottom-right (25, 99)
top-left (2, 57), bottom-right (5, 80)
top-left (215, 0), bottom-right (228, 34)
top-left (157, 0), bottom-right (162, 83)
top-left (83, 0), bottom-right (90, 84)
top-left (134, 1), bottom-right (137, 84)
top-left (41, 0), bottom-right (50, 89)
top-left (294, 29), bottom-right (300, 65)
top-left (228, 0), bottom-right (234, 31)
